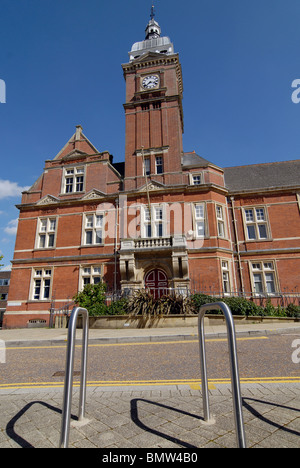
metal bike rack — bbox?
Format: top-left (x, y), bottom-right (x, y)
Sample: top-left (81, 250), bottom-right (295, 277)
top-left (58, 302), bottom-right (245, 448)
top-left (59, 307), bottom-right (89, 448)
top-left (198, 302), bottom-right (247, 448)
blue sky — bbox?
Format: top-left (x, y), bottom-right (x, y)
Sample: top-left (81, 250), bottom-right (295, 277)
top-left (0, 0), bottom-right (300, 269)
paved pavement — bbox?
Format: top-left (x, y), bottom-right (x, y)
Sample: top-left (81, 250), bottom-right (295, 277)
top-left (0, 321), bottom-right (299, 449)
top-left (1, 320), bottom-right (300, 346)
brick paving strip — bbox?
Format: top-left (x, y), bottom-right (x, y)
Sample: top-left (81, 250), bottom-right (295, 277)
top-left (0, 382), bottom-right (299, 448)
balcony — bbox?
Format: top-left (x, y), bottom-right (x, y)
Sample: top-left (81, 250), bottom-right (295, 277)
top-left (120, 235), bottom-right (186, 251)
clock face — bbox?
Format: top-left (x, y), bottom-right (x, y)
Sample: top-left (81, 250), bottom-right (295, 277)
top-left (142, 75), bottom-right (159, 90)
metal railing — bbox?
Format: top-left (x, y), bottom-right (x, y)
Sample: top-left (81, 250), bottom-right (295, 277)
top-left (198, 302), bottom-right (247, 448)
top-left (49, 301), bottom-right (75, 328)
top-left (59, 307), bottom-right (89, 448)
top-left (104, 287), bottom-right (300, 308)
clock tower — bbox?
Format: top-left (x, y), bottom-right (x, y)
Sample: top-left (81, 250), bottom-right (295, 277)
top-left (122, 8), bottom-right (184, 191)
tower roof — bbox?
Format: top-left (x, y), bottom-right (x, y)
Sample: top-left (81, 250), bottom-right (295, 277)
top-left (129, 6), bottom-right (174, 62)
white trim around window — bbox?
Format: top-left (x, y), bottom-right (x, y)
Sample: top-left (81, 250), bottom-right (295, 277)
top-left (142, 204), bottom-right (167, 238)
top-left (216, 204), bottom-right (226, 238)
top-left (192, 202), bottom-right (208, 238)
top-left (62, 166), bottom-right (85, 194)
top-left (220, 259), bottom-right (232, 295)
top-left (82, 212), bottom-right (104, 246)
top-left (155, 155), bottom-right (164, 175)
top-left (243, 206), bottom-right (270, 241)
top-left (249, 260), bottom-right (278, 296)
top-left (143, 157), bottom-right (151, 176)
top-left (31, 268), bottom-right (53, 301)
top-left (80, 265), bottom-right (102, 290)
top-left (35, 217), bottom-right (58, 249)
top-left (189, 172), bottom-right (203, 186)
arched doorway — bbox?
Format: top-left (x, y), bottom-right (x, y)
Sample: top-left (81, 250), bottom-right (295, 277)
top-left (144, 269), bottom-right (168, 299)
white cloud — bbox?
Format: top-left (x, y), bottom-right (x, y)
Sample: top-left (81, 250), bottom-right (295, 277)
top-left (4, 218), bottom-right (18, 235)
top-left (0, 180), bottom-right (30, 200)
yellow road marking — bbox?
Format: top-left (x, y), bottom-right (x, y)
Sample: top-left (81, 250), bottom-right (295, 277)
top-left (0, 376), bottom-right (299, 391)
top-left (4, 335), bottom-right (269, 351)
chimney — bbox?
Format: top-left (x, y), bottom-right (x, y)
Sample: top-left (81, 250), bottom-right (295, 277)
top-left (75, 125), bottom-right (83, 141)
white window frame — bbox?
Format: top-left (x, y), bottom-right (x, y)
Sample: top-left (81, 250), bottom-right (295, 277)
top-left (143, 157), bottom-right (151, 176)
top-left (63, 166), bottom-right (85, 194)
top-left (193, 203), bottom-right (207, 238)
top-left (216, 205), bottom-right (226, 238)
top-left (142, 204), bottom-right (166, 238)
top-left (221, 260), bottom-right (231, 295)
top-left (31, 268), bottom-right (52, 301)
top-left (155, 155), bottom-right (164, 175)
top-left (189, 173), bottom-right (203, 186)
top-left (250, 261), bottom-right (278, 296)
top-left (82, 213), bottom-right (104, 246)
top-left (243, 206), bottom-right (269, 241)
top-left (80, 265), bottom-right (102, 290)
top-left (36, 217), bottom-right (57, 249)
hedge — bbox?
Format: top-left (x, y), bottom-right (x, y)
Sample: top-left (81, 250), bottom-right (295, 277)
top-left (73, 284), bottom-right (300, 318)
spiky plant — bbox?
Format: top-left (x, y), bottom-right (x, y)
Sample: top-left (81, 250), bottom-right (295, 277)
top-left (126, 290), bottom-right (197, 316)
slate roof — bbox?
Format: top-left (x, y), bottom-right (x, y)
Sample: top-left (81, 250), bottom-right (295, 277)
top-left (224, 159), bottom-right (300, 193)
top-left (182, 152), bottom-right (215, 168)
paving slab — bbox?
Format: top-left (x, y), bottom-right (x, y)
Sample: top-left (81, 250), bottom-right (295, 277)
top-left (0, 382), bottom-right (299, 449)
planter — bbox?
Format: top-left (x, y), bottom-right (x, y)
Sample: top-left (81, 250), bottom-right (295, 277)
top-left (75, 314), bottom-right (299, 329)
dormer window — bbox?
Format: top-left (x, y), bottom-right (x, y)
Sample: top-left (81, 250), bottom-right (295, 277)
top-left (63, 166), bottom-right (85, 194)
top-left (190, 173), bottom-right (202, 185)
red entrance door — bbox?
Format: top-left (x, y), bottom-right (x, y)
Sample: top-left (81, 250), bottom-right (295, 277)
top-left (144, 269), bottom-right (168, 299)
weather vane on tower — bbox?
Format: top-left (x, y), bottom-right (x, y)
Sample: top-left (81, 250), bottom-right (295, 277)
top-left (150, 4), bottom-right (155, 20)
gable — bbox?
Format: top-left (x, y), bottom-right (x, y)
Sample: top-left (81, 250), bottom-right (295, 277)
top-left (53, 125), bottom-right (99, 161)
top-left (81, 189), bottom-right (106, 201)
top-left (36, 195), bottom-right (59, 206)
top-left (139, 180), bottom-right (166, 192)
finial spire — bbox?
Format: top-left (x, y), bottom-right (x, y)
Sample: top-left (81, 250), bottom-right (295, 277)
top-left (150, 4), bottom-right (155, 21)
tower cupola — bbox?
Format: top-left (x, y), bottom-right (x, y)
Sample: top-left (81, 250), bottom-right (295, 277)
top-left (129, 5), bottom-right (174, 61)
top-left (145, 6), bottom-right (161, 39)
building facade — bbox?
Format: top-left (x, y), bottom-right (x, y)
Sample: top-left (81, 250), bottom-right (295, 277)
top-left (0, 271), bottom-right (10, 327)
top-left (4, 13), bottom-right (300, 328)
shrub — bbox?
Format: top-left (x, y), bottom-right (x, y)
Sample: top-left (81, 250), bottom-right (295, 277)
top-left (73, 285), bottom-right (300, 318)
top-left (126, 290), bottom-right (197, 316)
top-left (222, 296), bottom-right (264, 316)
top-left (106, 297), bottom-right (129, 315)
top-left (73, 283), bottom-right (107, 316)
top-left (191, 293), bottom-right (218, 309)
top-left (286, 303), bottom-right (300, 318)
top-left (191, 294), bottom-right (263, 316)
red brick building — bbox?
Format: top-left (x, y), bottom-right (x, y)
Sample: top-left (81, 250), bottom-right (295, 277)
top-left (4, 13), bottom-right (300, 328)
